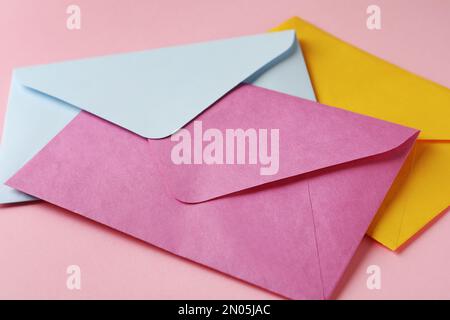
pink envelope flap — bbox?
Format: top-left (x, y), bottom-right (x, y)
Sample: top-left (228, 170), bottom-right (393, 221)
top-left (152, 84), bottom-right (419, 203)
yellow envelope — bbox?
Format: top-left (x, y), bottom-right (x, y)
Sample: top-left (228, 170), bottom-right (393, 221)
top-left (272, 17), bottom-right (450, 250)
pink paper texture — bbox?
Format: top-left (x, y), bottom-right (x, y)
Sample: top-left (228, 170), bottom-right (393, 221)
top-left (153, 85), bottom-right (417, 203)
top-left (7, 85), bottom-right (418, 299)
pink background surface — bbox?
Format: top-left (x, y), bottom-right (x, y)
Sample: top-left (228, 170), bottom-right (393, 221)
top-left (0, 0), bottom-right (449, 299)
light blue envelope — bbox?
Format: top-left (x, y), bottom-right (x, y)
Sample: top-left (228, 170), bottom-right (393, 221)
top-left (0, 30), bottom-right (316, 204)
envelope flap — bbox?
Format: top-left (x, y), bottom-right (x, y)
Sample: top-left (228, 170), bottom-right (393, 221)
top-left (151, 85), bottom-right (419, 203)
top-left (273, 17), bottom-right (450, 140)
top-left (13, 31), bottom-right (296, 139)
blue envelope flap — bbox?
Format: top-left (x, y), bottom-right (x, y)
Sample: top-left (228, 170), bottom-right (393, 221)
top-left (1, 29), bottom-right (316, 204)
top-left (14, 30), bottom-right (296, 139)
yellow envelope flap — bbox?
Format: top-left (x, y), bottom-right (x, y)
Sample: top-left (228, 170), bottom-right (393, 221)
top-left (272, 17), bottom-right (450, 140)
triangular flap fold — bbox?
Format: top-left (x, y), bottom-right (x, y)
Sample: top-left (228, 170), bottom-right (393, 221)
top-left (151, 84), bottom-right (419, 203)
top-left (14, 31), bottom-right (296, 139)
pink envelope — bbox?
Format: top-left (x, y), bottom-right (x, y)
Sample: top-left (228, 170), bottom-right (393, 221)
top-left (7, 85), bottom-right (418, 299)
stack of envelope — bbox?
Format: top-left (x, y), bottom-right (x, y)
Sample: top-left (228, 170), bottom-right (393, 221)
top-left (0, 16), bottom-right (448, 299)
